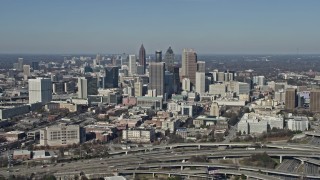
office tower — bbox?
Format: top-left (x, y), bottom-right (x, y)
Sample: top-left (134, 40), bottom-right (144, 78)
top-left (23, 65), bottom-right (30, 80)
top-left (136, 65), bottom-right (145, 75)
top-left (197, 61), bottom-right (206, 72)
top-left (182, 78), bottom-right (191, 92)
top-left (52, 82), bottom-right (64, 94)
top-left (155, 50), bottom-right (162, 62)
top-left (285, 88), bottom-right (297, 111)
top-left (195, 72), bottom-right (205, 94)
top-left (96, 54), bottom-right (102, 65)
top-left (78, 76), bottom-right (98, 99)
top-left (205, 73), bottom-right (213, 92)
top-left (211, 69), bottom-right (219, 82)
top-left (18, 58), bottom-right (24, 71)
top-left (31, 61), bottom-right (39, 71)
top-left (164, 47), bottom-right (175, 72)
top-left (228, 71), bottom-right (235, 81)
top-left (165, 71), bottom-right (174, 97)
top-left (181, 49), bottom-right (197, 86)
top-left (28, 78), bottom-right (52, 104)
top-left (173, 66), bottom-right (181, 93)
top-left (40, 124), bottom-right (85, 146)
top-left (224, 72), bottom-right (229, 82)
top-left (149, 62), bottom-right (165, 96)
top-left (253, 76), bottom-right (265, 86)
top-left (310, 89), bottom-right (320, 113)
top-left (139, 44), bottom-right (146, 73)
top-left (234, 82), bottom-right (250, 95)
top-left (217, 71), bottom-right (225, 82)
top-left (210, 102), bottom-right (220, 117)
top-left (134, 80), bottom-right (143, 97)
top-left (103, 66), bottom-right (119, 88)
top-left (129, 55), bottom-right (137, 75)
top-left (64, 81), bottom-right (76, 93)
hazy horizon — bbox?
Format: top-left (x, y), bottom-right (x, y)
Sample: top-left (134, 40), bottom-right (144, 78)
top-left (1, 0), bottom-right (320, 54)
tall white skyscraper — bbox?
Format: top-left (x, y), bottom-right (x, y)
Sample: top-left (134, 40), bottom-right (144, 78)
top-left (28, 78), bottom-right (52, 104)
top-left (78, 77), bottom-right (88, 99)
top-left (129, 55), bottom-right (137, 75)
top-left (195, 72), bottom-right (205, 94)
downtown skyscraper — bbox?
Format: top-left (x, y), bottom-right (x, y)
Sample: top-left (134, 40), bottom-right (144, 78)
top-left (139, 44), bottom-right (146, 74)
top-left (164, 46), bottom-right (175, 72)
top-left (181, 49), bottom-right (198, 86)
top-left (149, 62), bottom-right (165, 96)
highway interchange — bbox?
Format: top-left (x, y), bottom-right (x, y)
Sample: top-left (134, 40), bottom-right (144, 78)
top-left (1, 142), bottom-right (320, 179)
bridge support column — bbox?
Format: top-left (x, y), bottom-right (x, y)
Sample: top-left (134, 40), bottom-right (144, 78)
top-left (152, 173), bottom-right (155, 178)
top-left (125, 151), bottom-right (128, 155)
top-left (170, 146), bottom-right (173, 149)
top-left (280, 155), bottom-right (282, 163)
top-left (198, 145), bottom-right (201, 150)
top-left (223, 156), bottom-right (226, 160)
top-left (181, 166), bottom-right (183, 170)
top-left (168, 173), bottom-right (171, 177)
top-left (301, 160), bottom-right (304, 165)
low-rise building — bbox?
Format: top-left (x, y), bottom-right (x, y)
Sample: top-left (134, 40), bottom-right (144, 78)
top-left (40, 123), bottom-right (85, 146)
top-left (287, 116), bottom-right (309, 131)
top-left (122, 128), bottom-right (155, 143)
top-left (13, 150), bottom-right (31, 160)
top-left (4, 131), bottom-right (26, 142)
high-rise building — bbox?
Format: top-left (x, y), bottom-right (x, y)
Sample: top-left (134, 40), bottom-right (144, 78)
top-left (139, 44), bottom-right (146, 74)
top-left (181, 49), bottom-right (197, 86)
top-left (217, 72), bottom-right (225, 82)
top-left (285, 88), bottom-right (297, 111)
top-left (310, 89), bottom-right (320, 113)
top-left (96, 54), bottom-right (102, 65)
top-left (149, 62), bottom-right (165, 96)
top-left (155, 50), bottom-right (162, 62)
top-left (103, 66), bottom-right (119, 88)
top-left (182, 78), bottom-right (191, 92)
top-left (18, 58), bottom-right (24, 71)
top-left (173, 66), bottom-right (181, 93)
top-left (28, 78), bottom-right (52, 104)
top-left (78, 76), bottom-right (98, 99)
top-left (165, 71), bottom-right (174, 97)
top-left (23, 65), bottom-right (30, 80)
top-left (134, 79), bottom-right (143, 97)
top-left (164, 47), bottom-right (174, 72)
top-left (31, 61), bottom-right (39, 71)
top-left (197, 61), bottom-right (206, 72)
top-left (129, 55), bottom-right (137, 75)
top-left (195, 72), bottom-right (205, 94)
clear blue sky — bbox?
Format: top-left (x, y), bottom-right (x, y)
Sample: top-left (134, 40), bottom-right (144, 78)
top-left (0, 0), bottom-right (320, 54)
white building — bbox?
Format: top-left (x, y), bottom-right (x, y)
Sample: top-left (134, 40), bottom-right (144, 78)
top-left (122, 128), bottom-right (155, 143)
top-left (40, 123), bottom-right (85, 146)
top-left (195, 72), bottom-right (206, 94)
top-left (209, 83), bottom-right (226, 95)
top-left (129, 55), bottom-right (137, 75)
top-left (28, 78), bottom-right (52, 104)
top-left (210, 102), bottom-right (220, 117)
top-left (234, 82), bottom-right (250, 95)
top-left (287, 117), bottom-right (309, 131)
top-left (78, 77), bottom-right (87, 99)
top-left (182, 78), bottom-right (191, 92)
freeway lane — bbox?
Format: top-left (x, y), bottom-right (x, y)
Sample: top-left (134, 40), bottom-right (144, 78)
top-left (2, 148), bottom-right (320, 179)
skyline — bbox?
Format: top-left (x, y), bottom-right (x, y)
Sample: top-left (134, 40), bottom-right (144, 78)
top-left (1, 0), bottom-right (320, 54)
